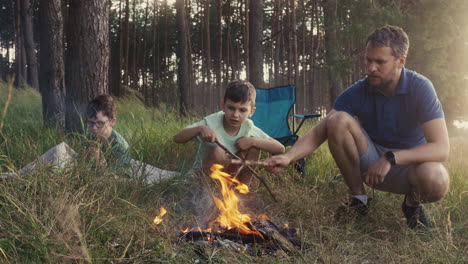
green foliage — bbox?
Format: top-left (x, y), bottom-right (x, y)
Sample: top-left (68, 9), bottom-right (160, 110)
top-left (0, 83), bottom-right (467, 263)
top-left (404, 0), bottom-right (468, 122)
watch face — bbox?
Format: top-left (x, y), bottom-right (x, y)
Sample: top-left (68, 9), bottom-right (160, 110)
top-left (385, 151), bottom-right (395, 165)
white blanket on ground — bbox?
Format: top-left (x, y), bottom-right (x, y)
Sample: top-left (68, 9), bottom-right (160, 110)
top-left (1, 142), bottom-right (180, 183)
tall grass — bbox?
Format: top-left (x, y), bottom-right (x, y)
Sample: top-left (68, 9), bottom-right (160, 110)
top-left (0, 82), bottom-right (466, 263)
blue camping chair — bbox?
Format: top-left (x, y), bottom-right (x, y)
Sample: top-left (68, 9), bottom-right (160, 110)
top-left (250, 85), bottom-right (321, 175)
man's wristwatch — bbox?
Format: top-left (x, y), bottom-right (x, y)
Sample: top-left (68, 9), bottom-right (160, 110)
top-left (384, 151), bottom-right (396, 166)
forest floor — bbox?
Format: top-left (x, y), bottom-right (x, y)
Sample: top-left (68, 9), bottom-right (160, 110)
top-left (0, 83), bottom-right (466, 263)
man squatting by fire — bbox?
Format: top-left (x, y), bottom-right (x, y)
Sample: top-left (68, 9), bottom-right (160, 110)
top-left (267, 25), bottom-right (449, 230)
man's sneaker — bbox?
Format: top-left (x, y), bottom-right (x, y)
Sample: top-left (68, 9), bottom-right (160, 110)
top-left (335, 197), bottom-right (370, 220)
top-left (401, 196), bottom-right (430, 230)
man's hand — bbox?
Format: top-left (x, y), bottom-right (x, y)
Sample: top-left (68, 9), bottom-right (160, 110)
top-left (198, 126), bottom-right (217, 142)
top-left (235, 137), bottom-right (254, 151)
top-left (364, 156), bottom-right (391, 187)
top-left (266, 154), bottom-right (292, 173)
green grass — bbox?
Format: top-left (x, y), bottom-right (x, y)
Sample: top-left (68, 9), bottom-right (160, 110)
top-left (0, 82), bottom-right (466, 263)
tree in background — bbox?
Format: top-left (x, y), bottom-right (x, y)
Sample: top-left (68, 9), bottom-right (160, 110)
top-left (39, 0), bottom-right (65, 128)
top-left (19, 0), bottom-right (39, 90)
top-left (248, 0), bottom-right (264, 88)
top-left (175, 0), bottom-right (190, 116)
top-left (65, 0), bottom-right (110, 132)
top-left (1, 0), bottom-right (467, 129)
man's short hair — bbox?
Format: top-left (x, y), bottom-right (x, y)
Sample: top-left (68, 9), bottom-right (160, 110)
top-left (224, 80), bottom-right (256, 106)
top-left (86, 94), bottom-right (116, 120)
top-left (366, 25), bottom-right (409, 58)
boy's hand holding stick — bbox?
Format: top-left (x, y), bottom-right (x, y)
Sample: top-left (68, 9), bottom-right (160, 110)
top-left (214, 140), bottom-right (278, 202)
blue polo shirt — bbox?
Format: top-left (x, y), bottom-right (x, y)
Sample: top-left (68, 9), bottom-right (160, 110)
top-left (333, 68), bottom-right (444, 149)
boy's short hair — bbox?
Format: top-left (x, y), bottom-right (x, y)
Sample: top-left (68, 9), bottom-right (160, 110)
top-left (86, 94), bottom-right (116, 120)
top-left (224, 80), bottom-right (256, 106)
top-left (366, 25), bottom-right (409, 58)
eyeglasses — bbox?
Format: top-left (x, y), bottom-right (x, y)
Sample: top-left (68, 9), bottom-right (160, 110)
top-left (86, 120), bottom-right (109, 129)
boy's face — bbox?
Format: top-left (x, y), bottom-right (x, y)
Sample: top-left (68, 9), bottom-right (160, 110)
top-left (86, 111), bottom-right (116, 139)
top-left (221, 99), bottom-right (255, 129)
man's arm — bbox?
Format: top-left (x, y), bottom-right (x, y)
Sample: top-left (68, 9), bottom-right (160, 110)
top-left (266, 109), bottom-right (335, 169)
top-left (173, 125), bottom-right (217, 143)
top-left (364, 118), bottom-right (449, 186)
top-left (394, 118), bottom-right (449, 164)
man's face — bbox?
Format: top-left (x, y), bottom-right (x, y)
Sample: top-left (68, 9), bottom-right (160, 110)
top-left (365, 45), bottom-right (405, 90)
top-left (86, 111), bottom-right (115, 138)
top-left (221, 99), bottom-right (255, 130)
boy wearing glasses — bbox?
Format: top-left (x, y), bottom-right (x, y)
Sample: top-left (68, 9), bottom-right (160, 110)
top-left (85, 94), bottom-right (130, 170)
top-left (174, 80), bottom-right (285, 185)
top-left (2, 94), bottom-right (130, 177)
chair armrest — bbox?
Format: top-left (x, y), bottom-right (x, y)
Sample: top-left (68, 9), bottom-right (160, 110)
top-left (292, 114), bottom-right (321, 119)
top-left (291, 113), bottom-right (321, 134)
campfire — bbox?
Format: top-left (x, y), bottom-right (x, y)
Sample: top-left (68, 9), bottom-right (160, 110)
top-left (152, 164), bottom-right (300, 254)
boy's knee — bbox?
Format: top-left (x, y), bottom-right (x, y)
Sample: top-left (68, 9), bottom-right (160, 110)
top-left (236, 148), bottom-right (260, 161)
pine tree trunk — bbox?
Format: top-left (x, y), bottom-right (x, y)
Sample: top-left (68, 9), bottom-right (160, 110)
top-left (131, 0), bottom-right (137, 90)
top-left (175, 0), bottom-right (189, 116)
top-left (248, 0), bottom-right (263, 88)
top-left (273, 0), bottom-right (281, 86)
top-left (14, 0), bottom-right (26, 87)
top-left (39, 0), bottom-right (65, 128)
top-left (301, 0), bottom-right (307, 111)
top-left (123, 0), bottom-right (130, 86)
top-left (204, 0), bottom-right (212, 110)
top-left (216, 0), bottom-right (223, 103)
top-left (225, 0), bottom-right (231, 90)
top-left (65, 0), bottom-right (110, 132)
top-left (323, 0), bottom-right (343, 110)
top-left (111, 0), bottom-right (123, 97)
top-left (20, 0), bottom-right (39, 90)
top-left (141, 0), bottom-right (150, 105)
top-left (152, 0), bottom-right (159, 107)
top-left (244, 0), bottom-right (249, 81)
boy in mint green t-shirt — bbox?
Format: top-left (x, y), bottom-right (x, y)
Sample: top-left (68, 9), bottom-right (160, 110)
top-left (174, 80), bottom-right (285, 185)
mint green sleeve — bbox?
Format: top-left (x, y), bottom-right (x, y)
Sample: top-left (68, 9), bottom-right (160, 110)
top-left (248, 125), bottom-right (271, 140)
top-left (186, 119), bottom-right (207, 142)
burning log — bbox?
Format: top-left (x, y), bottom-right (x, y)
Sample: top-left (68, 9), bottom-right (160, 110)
top-left (249, 219), bottom-right (298, 253)
top-left (179, 219), bottom-right (299, 254)
top-left (180, 229), bottom-right (265, 244)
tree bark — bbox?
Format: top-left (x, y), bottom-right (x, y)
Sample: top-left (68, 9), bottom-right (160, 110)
top-left (123, 0), bottom-right (130, 86)
top-left (65, 0), bottom-right (110, 132)
top-left (175, 0), bottom-right (189, 116)
top-left (39, 0), bottom-right (65, 128)
top-left (216, 0), bottom-right (223, 102)
top-left (141, 0), bottom-right (150, 105)
top-left (14, 0), bottom-right (26, 87)
top-left (248, 0), bottom-right (264, 88)
top-left (110, 0), bottom-right (123, 97)
top-left (20, 0), bottom-right (39, 90)
top-left (204, 0), bottom-right (212, 109)
top-left (152, 0), bottom-right (159, 107)
top-left (273, 0), bottom-right (281, 86)
top-left (323, 0), bottom-right (344, 110)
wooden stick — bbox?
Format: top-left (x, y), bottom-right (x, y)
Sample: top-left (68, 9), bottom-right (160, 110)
top-left (214, 140), bottom-right (278, 202)
top-left (228, 159), bottom-right (269, 167)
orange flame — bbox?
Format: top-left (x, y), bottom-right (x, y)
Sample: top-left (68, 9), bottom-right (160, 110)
top-left (207, 164), bottom-right (263, 238)
top-left (153, 207), bottom-right (167, 225)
